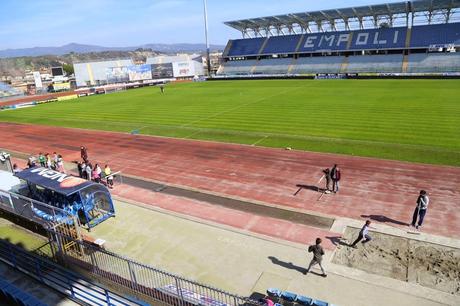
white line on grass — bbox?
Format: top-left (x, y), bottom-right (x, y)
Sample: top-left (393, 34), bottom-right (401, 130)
top-left (251, 135), bottom-right (268, 146)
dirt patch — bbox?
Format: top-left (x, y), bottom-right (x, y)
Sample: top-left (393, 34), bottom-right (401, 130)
top-left (333, 227), bottom-right (460, 295)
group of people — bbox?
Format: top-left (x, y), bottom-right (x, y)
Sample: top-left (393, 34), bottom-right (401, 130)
top-left (321, 164), bottom-right (341, 193)
top-left (304, 163), bottom-right (430, 277)
top-left (26, 152), bottom-right (66, 173)
top-left (77, 146), bottom-right (114, 188)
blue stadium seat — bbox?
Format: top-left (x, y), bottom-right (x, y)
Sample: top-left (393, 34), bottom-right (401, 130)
top-left (227, 37), bottom-right (266, 56)
top-left (263, 35), bottom-right (301, 54)
top-left (411, 23), bottom-right (460, 48)
top-left (296, 295), bottom-right (313, 305)
top-left (281, 291), bottom-right (297, 302)
top-left (312, 299), bottom-right (329, 306)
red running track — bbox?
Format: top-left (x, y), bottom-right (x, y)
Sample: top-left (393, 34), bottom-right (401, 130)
top-left (1, 122), bottom-right (459, 239)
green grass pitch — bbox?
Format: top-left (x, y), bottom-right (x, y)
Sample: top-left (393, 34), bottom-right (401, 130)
top-left (1, 79), bottom-right (459, 166)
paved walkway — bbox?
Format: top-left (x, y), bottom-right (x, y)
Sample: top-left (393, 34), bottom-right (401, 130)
top-left (90, 200), bottom-right (458, 306)
top-left (1, 122), bottom-right (459, 239)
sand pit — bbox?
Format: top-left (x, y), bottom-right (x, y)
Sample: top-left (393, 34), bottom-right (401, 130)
top-left (333, 228), bottom-right (460, 295)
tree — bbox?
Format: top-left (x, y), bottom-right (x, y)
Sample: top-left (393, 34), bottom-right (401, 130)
top-left (62, 63), bottom-right (74, 76)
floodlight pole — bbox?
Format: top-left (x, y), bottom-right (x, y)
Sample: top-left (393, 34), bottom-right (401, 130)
top-left (203, 0), bottom-right (212, 77)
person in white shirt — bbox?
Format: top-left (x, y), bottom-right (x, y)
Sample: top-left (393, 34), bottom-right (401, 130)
top-left (411, 190), bottom-right (429, 229)
top-left (351, 220), bottom-right (372, 248)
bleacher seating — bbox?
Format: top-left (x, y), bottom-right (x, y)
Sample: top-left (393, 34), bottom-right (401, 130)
top-left (410, 23), bottom-right (460, 48)
top-left (0, 82), bottom-right (23, 99)
top-left (407, 52), bottom-right (460, 73)
top-left (263, 35), bottom-right (302, 54)
top-left (219, 22), bottom-right (460, 75)
top-left (227, 37), bottom-right (266, 57)
top-left (291, 56), bottom-right (343, 74)
top-left (0, 278), bottom-right (47, 306)
top-left (253, 58), bottom-right (292, 74)
top-left (266, 288), bottom-right (333, 306)
top-left (218, 60), bottom-right (256, 75)
top-left (346, 54), bottom-right (403, 73)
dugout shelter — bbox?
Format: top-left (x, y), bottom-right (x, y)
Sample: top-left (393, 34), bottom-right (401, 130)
top-left (14, 167), bottom-right (115, 229)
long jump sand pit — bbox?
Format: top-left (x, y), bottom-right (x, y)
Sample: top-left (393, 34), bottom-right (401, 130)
top-left (333, 228), bottom-right (460, 295)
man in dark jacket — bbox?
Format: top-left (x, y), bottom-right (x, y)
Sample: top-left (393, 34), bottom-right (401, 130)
top-left (331, 164), bottom-right (341, 193)
top-left (304, 238), bottom-right (327, 277)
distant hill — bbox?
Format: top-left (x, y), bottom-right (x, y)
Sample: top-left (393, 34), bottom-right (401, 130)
top-left (0, 43), bottom-right (225, 58)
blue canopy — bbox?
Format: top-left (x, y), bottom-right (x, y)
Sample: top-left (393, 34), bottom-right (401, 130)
top-left (15, 167), bottom-right (94, 196)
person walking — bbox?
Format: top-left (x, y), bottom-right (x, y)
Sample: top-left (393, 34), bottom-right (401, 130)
top-left (411, 190), bottom-right (429, 230)
top-left (330, 164), bottom-right (341, 193)
top-left (351, 220), bottom-right (372, 248)
top-left (80, 146), bottom-right (88, 163)
top-left (304, 238), bottom-right (327, 277)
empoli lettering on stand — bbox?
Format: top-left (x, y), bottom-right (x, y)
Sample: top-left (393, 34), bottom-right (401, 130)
top-left (304, 30), bottom-right (400, 49)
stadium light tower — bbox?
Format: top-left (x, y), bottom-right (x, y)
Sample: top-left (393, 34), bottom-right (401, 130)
top-left (203, 0), bottom-right (212, 76)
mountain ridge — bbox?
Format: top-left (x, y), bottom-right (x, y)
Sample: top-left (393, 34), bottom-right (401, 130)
top-left (0, 43), bottom-right (225, 58)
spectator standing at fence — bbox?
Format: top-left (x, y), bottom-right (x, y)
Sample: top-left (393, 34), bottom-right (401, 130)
top-left (13, 164), bottom-right (22, 173)
top-left (80, 146), bottom-right (88, 163)
top-left (52, 152), bottom-right (59, 170)
top-left (411, 190), bottom-right (429, 230)
top-left (77, 161), bottom-right (83, 178)
top-left (104, 164), bottom-right (114, 188)
top-left (57, 154), bottom-right (66, 174)
top-left (27, 155), bottom-right (36, 168)
top-left (305, 238), bottom-right (327, 277)
top-left (46, 153), bottom-right (52, 169)
top-left (38, 152), bottom-right (46, 167)
top-left (330, 164), bottom-right (341, 193)
top-left (92, 163), bottom-right (102, 183)
top-left (351, 220), bottom-right (372, 248)
top-left (85, 162), bottom-right (92, 181)
top-left (81, 161), bottom-right (87, 179)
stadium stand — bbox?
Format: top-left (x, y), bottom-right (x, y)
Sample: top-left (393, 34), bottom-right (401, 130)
top-left (407, 52), bottom-right (460, 73)
top-left (291, 56), bottom-right (343, 75)
top-left (346, 54), bottom-right (404, 73)
top-left (218, 0), bottom-right (460, 76)
top-left (0, 82), bottom-right (23, 100)
top-left (74, 59), bottom-right (134, 87)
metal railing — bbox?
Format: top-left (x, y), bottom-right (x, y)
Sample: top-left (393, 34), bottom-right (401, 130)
top-left (49, 228), bottom-right (259, 306)
top-left (0, 188), bottom-right (260, 306)
top-left (0, 240), bottom-right (148, 306)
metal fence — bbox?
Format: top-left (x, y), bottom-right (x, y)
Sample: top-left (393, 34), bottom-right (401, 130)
top-left (0, 239), bottom-right (148, 306)
top-left (49, 228), bottom-right (259, 306)
top-left (0, 188), bottom-right (260, 306)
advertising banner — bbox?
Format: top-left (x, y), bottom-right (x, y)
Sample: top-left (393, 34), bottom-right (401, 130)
top-left (151, 63), bottom-right (174, 79)
top-left (53, 82), bottom-right (71, 91)
top-left (128, 64), bottom-right (152, 81)
top-left (106, 67), bottom-right (129, 83)
top-left (173, 61), bottom-right (196, 78)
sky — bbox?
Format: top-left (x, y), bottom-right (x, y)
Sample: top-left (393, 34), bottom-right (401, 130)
top-left (0, 0), bottom-right (405, 49)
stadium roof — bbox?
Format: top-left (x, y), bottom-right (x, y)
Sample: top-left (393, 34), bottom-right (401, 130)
top-left (225, 0), bottom-right (460, 37)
